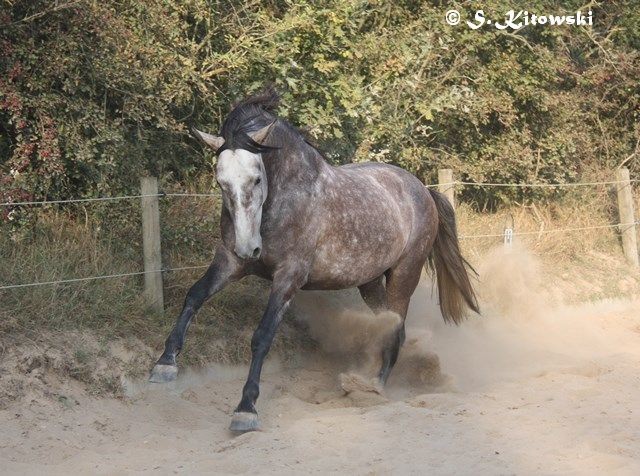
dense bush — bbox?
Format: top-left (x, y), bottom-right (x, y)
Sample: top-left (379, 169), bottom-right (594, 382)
top-left (1, 0), bottom-right (638, 212)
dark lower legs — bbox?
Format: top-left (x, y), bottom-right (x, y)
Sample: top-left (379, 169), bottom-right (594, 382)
top-left (378, 321), bottom-right (406, 384)
top-left (358, 276), bottom-right (387, 313)
top-left (150, 247), bottom-right (242, 382)
top-left (233, 294), bottom-right (291, 415)
top-left (358, 262), bottom-right (423, 385)
top-left (230, 265), bottom-right (306, 432)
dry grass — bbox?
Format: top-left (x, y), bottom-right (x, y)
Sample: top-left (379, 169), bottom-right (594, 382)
top-left (456, 185), bottom-right (640, 302)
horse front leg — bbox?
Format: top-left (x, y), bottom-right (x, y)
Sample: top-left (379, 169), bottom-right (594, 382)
top-left (149, 246), bottom-right (244, 383)
top-left (229, 265), bottom-right (306, 432)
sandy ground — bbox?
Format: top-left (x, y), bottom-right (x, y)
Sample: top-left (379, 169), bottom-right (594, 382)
top-left (1, 248), bottom-right (640, 475)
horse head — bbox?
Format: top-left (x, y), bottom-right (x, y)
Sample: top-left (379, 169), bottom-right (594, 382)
top-left (193, 121), bottom-right (275, 260)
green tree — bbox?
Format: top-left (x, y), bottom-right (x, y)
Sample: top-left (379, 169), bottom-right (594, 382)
top-left (1, 0), bottom-right (638, 213)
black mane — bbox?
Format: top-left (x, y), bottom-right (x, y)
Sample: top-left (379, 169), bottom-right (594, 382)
top-left (219, 87), bottom-right (281, 154)
top-left (218, 86), bottom-right (326, 159)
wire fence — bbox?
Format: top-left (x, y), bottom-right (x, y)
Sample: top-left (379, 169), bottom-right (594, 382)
top-left (430, 179), bottom-right (639, 189)
top-left (1, 175), bottom-right (637, 291)
top-left (459, 221), bottom-right (640, 240)
top-left (424, 178), bottom-right (639, 189)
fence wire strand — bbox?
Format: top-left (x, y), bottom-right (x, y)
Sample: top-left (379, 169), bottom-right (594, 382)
top-left (164, 192), bottom-right (220, 198)
top-left (459, 221), bottom-right (639, 240)
top-left (456, 179), bottom-right (639, 188)
top-left (0, 265), bottom-right (210, 291)
top-left (0, 192), bottom-right (223, 207)
top-left (0, 194), bottom-right (161, 207)
top-left (428, 178), bottom-right (638, 189)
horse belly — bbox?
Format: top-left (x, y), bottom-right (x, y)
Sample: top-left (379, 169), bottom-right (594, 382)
top-left (305, 227), bottom-right (406, 290)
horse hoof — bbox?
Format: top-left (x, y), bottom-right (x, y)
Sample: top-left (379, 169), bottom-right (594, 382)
top-left (229, 412), bottom-right (260, 432)
top-left (149, 364), bottom-right (178, 383)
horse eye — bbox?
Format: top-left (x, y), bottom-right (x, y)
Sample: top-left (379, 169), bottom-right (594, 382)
top-left (255, 177), bottom-right (261, 185)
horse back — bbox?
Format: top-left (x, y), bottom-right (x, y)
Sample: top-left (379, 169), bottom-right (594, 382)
top-left (303, 162), bottom-right (436, 289)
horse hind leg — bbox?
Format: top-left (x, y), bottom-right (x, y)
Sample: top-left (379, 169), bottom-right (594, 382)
top-left (358, 275), bottom-right (387, 314)
top-left (377, 257), bottom-right (424, 385)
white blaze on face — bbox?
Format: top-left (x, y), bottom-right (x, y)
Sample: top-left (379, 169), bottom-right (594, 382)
top-left (216, 149), bottom-right (268, 259)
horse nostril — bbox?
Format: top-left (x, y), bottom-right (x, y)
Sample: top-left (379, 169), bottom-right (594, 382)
top-left (252, 247), bottom-right (261, 258)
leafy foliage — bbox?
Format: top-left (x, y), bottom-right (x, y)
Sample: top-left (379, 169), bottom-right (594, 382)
top-left (1, 0), bottom-right (639, 212)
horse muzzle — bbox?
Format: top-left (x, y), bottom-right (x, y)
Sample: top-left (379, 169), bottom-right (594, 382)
top-left (234, 242), bottom-right (262, 260)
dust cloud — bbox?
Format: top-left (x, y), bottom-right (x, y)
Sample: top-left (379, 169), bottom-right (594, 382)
top-left (418, 244), bottom-right (639, 392)
top-left (293, 244), bottom-right (640, 393)
top-left (292, 288), bottom-right (399, 354)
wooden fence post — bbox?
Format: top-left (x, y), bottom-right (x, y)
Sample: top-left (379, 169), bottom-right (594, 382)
top-left (141, 176), bottom-right (164, 313)
top-left (438, 168), bottom-right (455, 209)
top-left (615, 167), bottom-right (639, 267)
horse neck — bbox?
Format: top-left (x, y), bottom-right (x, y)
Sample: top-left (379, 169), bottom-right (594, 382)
top-left (262, 138), bottom-right (328, 192)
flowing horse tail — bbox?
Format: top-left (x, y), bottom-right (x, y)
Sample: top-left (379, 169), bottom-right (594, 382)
top-left (426, 190), bottom-right (480, 324)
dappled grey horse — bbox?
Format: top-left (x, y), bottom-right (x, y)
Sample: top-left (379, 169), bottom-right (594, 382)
top-left (149, 89), bottom-right (479, 432)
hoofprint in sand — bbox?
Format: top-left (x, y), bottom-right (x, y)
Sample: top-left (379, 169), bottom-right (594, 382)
top-left (1, 248), bottom-right (639, 475)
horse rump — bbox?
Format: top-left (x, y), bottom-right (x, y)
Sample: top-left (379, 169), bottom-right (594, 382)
top-left (426, 190), bottom-right (480, 324)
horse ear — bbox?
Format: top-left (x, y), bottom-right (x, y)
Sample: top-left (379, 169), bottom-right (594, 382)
top-left (192, 127), bottom-right (225, 150)
top-left (248, 120), bottom-right (276, 144)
